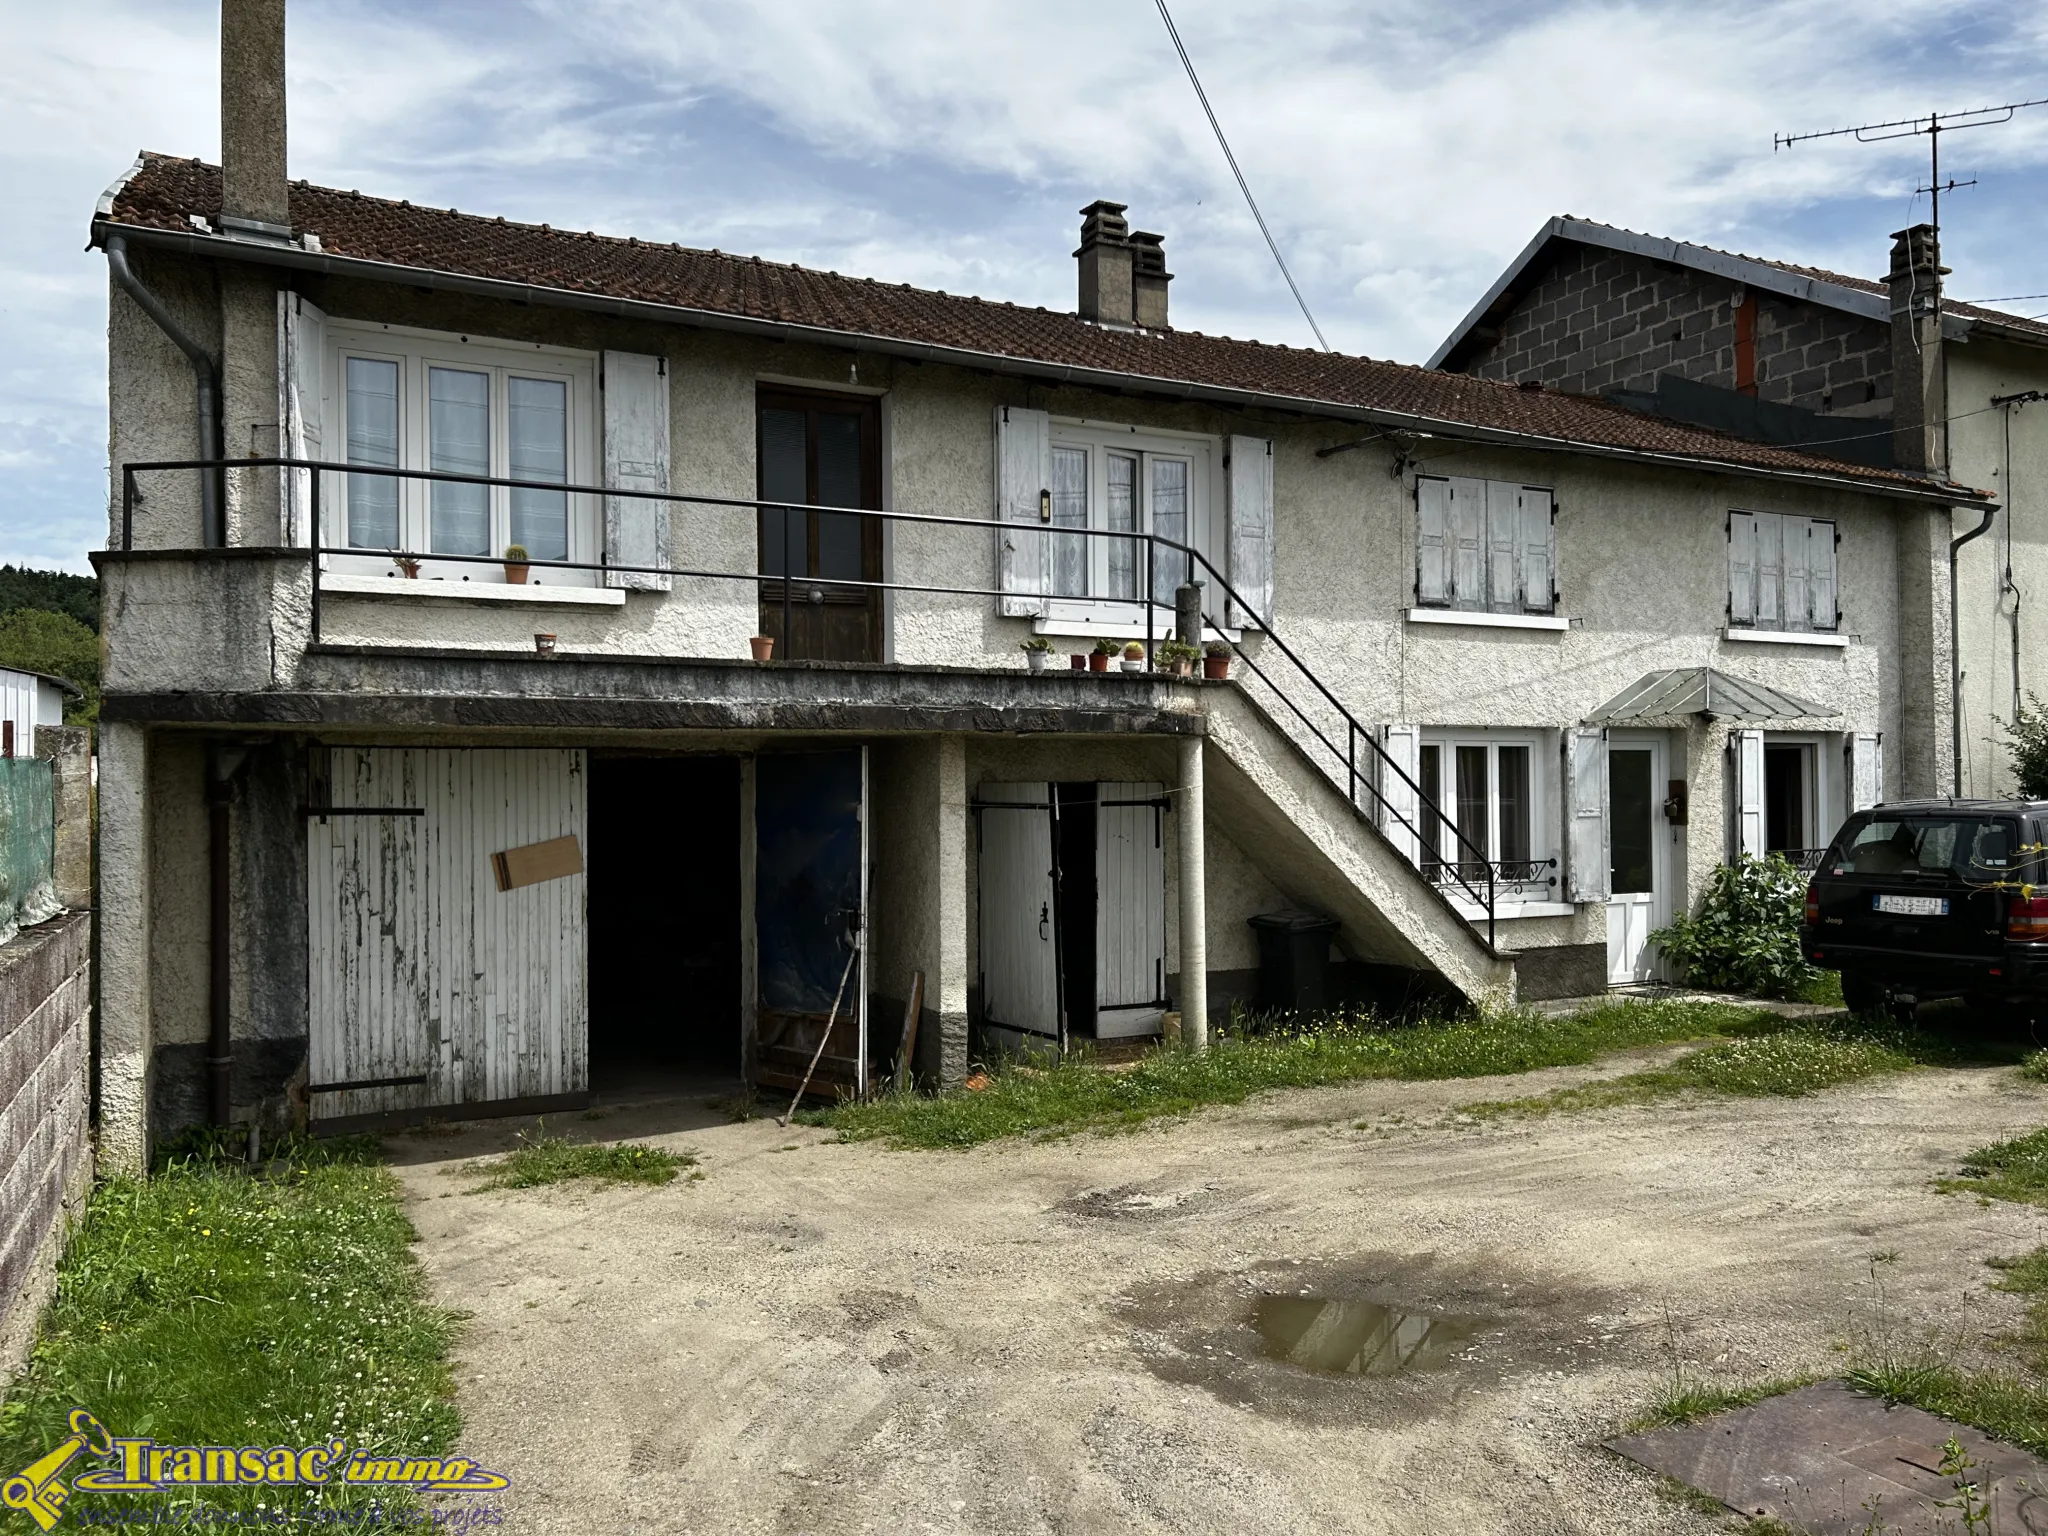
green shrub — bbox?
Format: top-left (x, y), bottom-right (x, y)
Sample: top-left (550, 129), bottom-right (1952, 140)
top-left (2004, 693), bottom-right (2048, 800)
top-left (1651, 852), bottom-right (1818, 1000)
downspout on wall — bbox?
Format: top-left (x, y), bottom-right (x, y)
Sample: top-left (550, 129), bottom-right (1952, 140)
top-left (1953, 503), bottom-right (1999, 796)
top-left (104, 234), bottom-right (222, 545)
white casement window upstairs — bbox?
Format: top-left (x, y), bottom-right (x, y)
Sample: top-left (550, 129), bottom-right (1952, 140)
top-left (1728, 510), bottom-right (1837, 633)
top-left (1416, 476), bottom-right (1556, 616)
top-left (303, 320), bottom-right (674, 592)
top-left (996, 409), bottom-right (1270, 633)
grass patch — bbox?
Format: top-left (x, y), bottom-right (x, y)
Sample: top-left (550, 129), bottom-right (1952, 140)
top-left (1943, 1126), bottom-right (2048, 1207)
top-left (2021, 1049), bottom-right (2048, 1084)
top-left (1628, 1374), bottom-right (1817, 1432)
top-left (0, 1139), bottom-right (458, 1521)
top-left (465, 1127), bottom-right (694, 1191)
top-left (1846, 1248), bottom-right (2048, 1458)
top-left (808, 997), bottom-right (1779, 1149)
top-left (1466, 1015), bottom-right (2011, 1119)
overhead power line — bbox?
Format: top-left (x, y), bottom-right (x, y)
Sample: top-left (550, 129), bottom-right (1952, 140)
top-left (1153, 0), bottom-right (1330, 352)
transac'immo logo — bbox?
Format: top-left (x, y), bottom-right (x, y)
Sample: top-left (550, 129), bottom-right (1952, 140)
top-left (2, 1410), bottom-right (510, 1530)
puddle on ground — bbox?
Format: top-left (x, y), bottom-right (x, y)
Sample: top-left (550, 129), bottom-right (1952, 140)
top-left (1252, 1294), bottom-right (1492, 1377)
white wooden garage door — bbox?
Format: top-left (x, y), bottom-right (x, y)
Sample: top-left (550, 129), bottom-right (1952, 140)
top-left (308, 747), bottom-right (588, 1121)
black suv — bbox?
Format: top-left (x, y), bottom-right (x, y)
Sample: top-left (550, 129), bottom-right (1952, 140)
top-left (1801, 799), bottom-right (2048, 1014)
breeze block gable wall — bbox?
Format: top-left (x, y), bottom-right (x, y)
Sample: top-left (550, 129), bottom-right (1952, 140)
top-left (1461, 243), bottom-right (1894, 414)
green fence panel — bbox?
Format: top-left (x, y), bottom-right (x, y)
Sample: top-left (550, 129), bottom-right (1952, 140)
top-left (0, 756), bottom-right (57, 945)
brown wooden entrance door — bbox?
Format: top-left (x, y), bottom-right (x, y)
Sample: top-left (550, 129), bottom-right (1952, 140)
top-left (758, 389), bottom-right (882, 662)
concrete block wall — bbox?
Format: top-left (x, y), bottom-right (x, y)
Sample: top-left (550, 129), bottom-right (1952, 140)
top-left (0, 910), bottom-right (92, 1386)
top-left (1464, 244), bottom-right (1892, 413)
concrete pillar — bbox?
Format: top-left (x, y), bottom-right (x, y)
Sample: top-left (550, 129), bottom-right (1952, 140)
top-left (95, 722), bottom-right (151, 1173)
top-left (35, 725), bottom-right (91, 911)
top-left (1178, 734), bottom-right (1208, 1051)
top-left (934, 735), bottom-right (971, 1086)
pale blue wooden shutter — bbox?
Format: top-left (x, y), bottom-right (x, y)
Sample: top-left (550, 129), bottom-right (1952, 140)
top-left (1226, 435), bottom-right (1274, 628)
top-left (1807, 519), bottom-right (1838, 631)
top-left (1782, 513), bottom-right (1811, 632)
top-left (602, 350), bottom-right (671, 591)
top-left (1449, 476), bottom-right (1486, 609)
top-left (1564, 727), bottom-right (1608, 902)
top-left (278, 290), bottom-right (327, 548)
top-left (1753, 511), bottom-right (1784, 628)
top-left (1733, 728), bottom-right (1766, 857)
top-left (1727, 512), bottom-right (1757, 625)
top-left (1416, 478), bottom-right (1451, 606)
top-left (996, 405), bottom-right (1051, 618)
top-left (1518, 487), bottom-right (1554, 614)
top-left (1378, 723), bottom-right (1420, 863)
top-left (1485, 480), bottom-right (1519, 613)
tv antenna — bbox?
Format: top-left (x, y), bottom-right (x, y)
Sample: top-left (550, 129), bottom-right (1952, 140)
top-left (1775, 97), bottom-right (2048, 252)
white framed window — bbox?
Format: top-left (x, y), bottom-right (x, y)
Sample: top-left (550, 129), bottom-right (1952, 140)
top-left (326, 322), bottom-right (600, 585)
top-left (1417, 729), bottom-right (1561, 906)
top-left (1728, 510), bottom-right (1837, 632)
top-left (1416, 476), bottom-right (1555, 615)
top-left (1040, 420), bottom-right (1217, 627)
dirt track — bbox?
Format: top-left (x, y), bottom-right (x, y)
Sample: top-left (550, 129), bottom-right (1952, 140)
top-left (389, 1051), bottom-right (2048, 1534)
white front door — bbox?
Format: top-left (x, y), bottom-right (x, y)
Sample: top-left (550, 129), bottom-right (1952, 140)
top-left (976, 783), bottom-right (1060, 1039)
top-left (1606, 735), bottom-right (1669, 984)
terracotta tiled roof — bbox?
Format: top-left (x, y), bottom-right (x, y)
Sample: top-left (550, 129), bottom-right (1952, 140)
top-left (101, 154), bottom-right (1982, 497)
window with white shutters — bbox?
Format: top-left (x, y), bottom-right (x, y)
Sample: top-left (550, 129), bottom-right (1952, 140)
top-left (1415, 475), bottom-right (1555, 614)
top-left (1727, 511), bottom-right (1837, 632)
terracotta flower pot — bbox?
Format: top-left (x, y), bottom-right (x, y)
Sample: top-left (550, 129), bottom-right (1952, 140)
top-left (1172, 658), bottom-right (1194, 678)
top-left (533, 632), bottom-right (557, 656)
top-left (750, 635), bottom-right (775, 662)
top-left (1088, 653), bottom-right (1109, 672)
top-left (1202, 654), bottom-right (1230, 680)
top-left (504, 562), bottom-right (530, 585)
top-left (1069, 654), bottom-right (1088, 670)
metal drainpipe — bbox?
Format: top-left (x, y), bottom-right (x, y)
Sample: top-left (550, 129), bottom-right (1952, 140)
top-left (206, 751), bottom-right (235, 1126)
top-left (1951, 503), bottom-right (1999, 797)
top-left (105, 234), bottom-right (223, 546)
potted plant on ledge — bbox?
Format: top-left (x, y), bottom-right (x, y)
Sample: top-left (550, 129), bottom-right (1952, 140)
top-left (1120, 640), bottom-right (1146, 673)
top-left (503, 544), bottom-right (530, 584)
top-left (1202, 641), bottom-right (1233, 681)
top-left (392, 554), bottom-right (421, 580)
top-left (1022, 636), bottom-right (1055, 672)
top-left (1158, 639), bottom-right (1200, 677)
top-left (1090, 637), bottom-right (1119, 673)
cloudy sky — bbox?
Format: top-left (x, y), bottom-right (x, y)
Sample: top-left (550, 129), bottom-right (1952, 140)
top-left (4, 0), bottom-right (2048, 572)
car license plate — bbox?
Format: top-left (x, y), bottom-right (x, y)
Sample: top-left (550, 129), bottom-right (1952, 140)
top-left (1875, 894), bottom-right (1949, 917)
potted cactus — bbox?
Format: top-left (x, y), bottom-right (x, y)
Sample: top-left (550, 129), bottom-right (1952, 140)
top-left (1121, 640), bottom-right (1146, 673)
top-left (503, 543), bottom-right (530, 584)
top-left (1089, 637), bottom-right (1119, 673)
top-left (1022, 636), bottom-right (1055, 672)
top-left (1158, 639), bottom-right (1200, 677)
top-left (392, 554), bottom-right (421, 579)
top-left (1202, 640), bottom-right (1232, 680)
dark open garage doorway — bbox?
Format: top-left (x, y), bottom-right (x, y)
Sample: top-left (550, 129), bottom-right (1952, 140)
top-left (588, 756), bottom-right (742, 1091)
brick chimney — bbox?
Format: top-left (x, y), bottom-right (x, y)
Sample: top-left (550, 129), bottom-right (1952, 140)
top-left (220, 0), bottom-right (290, 237)
top-left (1076, 200), bottom-right (1134, 326)
top-left (1130, 230), bottom-right (1172, 329)
top-left (1888, 223), bottom-right (1947, 476)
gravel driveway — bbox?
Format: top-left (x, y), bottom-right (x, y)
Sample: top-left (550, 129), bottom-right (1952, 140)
top-left (387, 1052), bottom-right (2048, 1535)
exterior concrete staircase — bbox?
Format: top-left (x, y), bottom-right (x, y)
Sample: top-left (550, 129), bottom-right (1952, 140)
top-left (1199, 681), bottom-right (1517, 1009)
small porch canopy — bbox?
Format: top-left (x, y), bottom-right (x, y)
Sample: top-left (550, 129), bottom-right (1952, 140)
top-left (1589, 667), bottom-right (1836, 727)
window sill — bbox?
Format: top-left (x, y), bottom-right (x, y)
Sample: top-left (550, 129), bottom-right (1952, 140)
top-left (321, 573), bottom-right (626, 607)
top-left (1405, 608), bottom-right (1568, 632)
top-left (1721, 626), bottom-right (1848, 648)
top-left (1032, 608), bottom-right (1239, 644)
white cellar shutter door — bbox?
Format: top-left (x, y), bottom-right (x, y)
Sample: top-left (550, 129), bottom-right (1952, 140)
top-left (277, 290), bottom-right (327, 549)
top-left (1847, 732), bottom-right (1883, 813)
top-left (1449, 476), bottom-right (1486, 608)
top-left (1728, 512), bottom-right (1757, 626)
top-left (1519, 487), bottom-right (1555, 614)
top-left (1485, 480), bottom-right (1519, 612)
top-left (1378, 723), bottom-right (1421, 865)
top-left (1808, 519), bottom-right (1838, 632)
top-left (602, 350), bottom-right (672, 591)
top-left (1416, 478), bottom-right (1451, 606)
top-left (995, 405), bottom-right (1051, 618)
top-left (1226, 434), bottom-right (1274, 628)
top-left (1753, 511), bottom-right (1784, 628)
top-left (1782, 513), bottom-right (1812, 632)
top-left (1733, 728), bottom-right (1766, 858)
top-left (1564, 727), bottom-right (1609, 903)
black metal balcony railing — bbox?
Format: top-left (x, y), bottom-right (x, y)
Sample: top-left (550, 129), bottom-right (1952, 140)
top-left (1426, 857), bottom-right (1559, 899)
top-left (118, 456), bottom-right (1510, 946)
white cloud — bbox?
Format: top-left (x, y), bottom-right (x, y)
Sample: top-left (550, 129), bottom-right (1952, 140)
top-left (3, 0), bottom-right (2047, 570)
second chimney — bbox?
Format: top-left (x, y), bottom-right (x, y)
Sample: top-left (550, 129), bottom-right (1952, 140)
top-left (1076, 200), bottom-right (1134, 325)
top-left (1129, 230), bottom-right (1171, 329)
top-left (1887, 223), bottom-right (1947, 476)
top-left (220, 0), bottom-right (290, 235)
